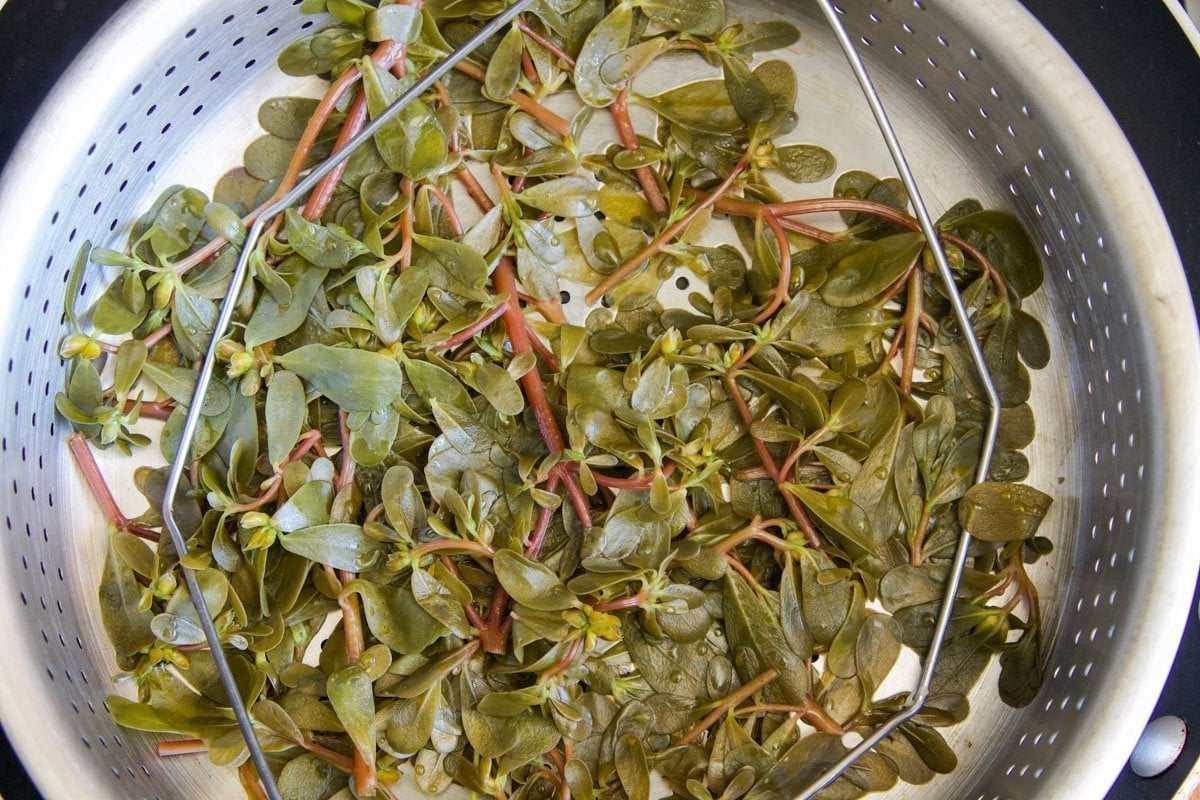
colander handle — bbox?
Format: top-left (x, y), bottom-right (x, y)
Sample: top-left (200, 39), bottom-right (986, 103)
top-left (158, 2), bottom-right (538, 797)
top-left (793, 2), bottom-right (1002, 797)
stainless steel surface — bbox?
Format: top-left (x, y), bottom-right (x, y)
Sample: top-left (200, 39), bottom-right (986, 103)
top-left (0, 1), bottom-right (1198, 799)
top-left (154, 5), bottom-right (537, 797)
top-left (797, 2), bottom-right (1001, 795)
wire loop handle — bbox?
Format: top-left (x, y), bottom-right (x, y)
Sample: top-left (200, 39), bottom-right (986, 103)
top-left (159, 3), bottom-right (537, 797)
top-left (159, 1), bottom-right (996, 796)
top-left (794, 2), bottom-right (1002, 797)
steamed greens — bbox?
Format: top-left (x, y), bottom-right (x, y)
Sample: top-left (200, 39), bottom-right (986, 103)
top-left (58, 0), bottom-right (1053, 798)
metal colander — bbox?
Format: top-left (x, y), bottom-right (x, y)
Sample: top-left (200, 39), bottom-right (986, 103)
top-left (1, 1), bottom-right (1198, 799)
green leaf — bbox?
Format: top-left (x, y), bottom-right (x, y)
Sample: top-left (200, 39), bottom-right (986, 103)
top-left (112, 340), bottom-right (147, 398)
top-left (63, 242), bottom-right (90, 330)
top-left (517, 176), bottom-right (598, 218)
top-left (785, 484), bottom-right (874, 554)
top-left (240, 260), bottom-right (319, 347)
top-left (278, 28), bottom-right (365, 77)
top-left (171, 282), bottom-right (217, 362)
top-left (384, 691), bottom-right (440, 754)
top-left (266, 371), bottom-right (307, 470)
top-left (600, 37), bottom-right (670, 87)
top-left (999, 626), bottom-right (1043, 707)
top-left (574, 4), bottom-right (633, 106)
top-left (141, 362), bottom-right (230, 416)
top-left (342, 578), bottom-right (444, 655)
top-left (275, 344), bottom-right (402, 411)
top-left (410, 565), bottom-right (473, 637)
top-left (203, 202), bottom-right (246, 246)
top-left (99, 531), bottom-right (155, 669)
top-left (271, 480), bottom-right (333, 532)
top-left (729, 20), bottom-right (801, 54)
top-left (952, 210), bottom-right (1042, 297)
top-left (92, 273), bottom-right (148, 335)
top-left (958, 482), bottom-right (1052, 541)
top-left (640, 0), bottom-right (724, 34)
top-left (484, 24), bottom-right (524, 102)
top-left (475, 362), bottom-right (525, 416)
top-left (405, 357), bottom-right (472, 410)
top-left (361, 58), bottom-right (448, 182)
top-left (278, 524), bottom-right (385, 571)
top-left (821, 232), bottom-right (924, 308)
top-left (258, 97), bottom-right (321, 139)
top-left (615, 735), bottom-right (651, 800)
top-left (788, 292), bottom-right (896, 356)
top-left (720, 53), bottom-right (773, 125)
top-left (411, 233), bottom-right (490, 302)
top-left (285, 209), bottom-right (353, 269)
top-left (367, 4), bottom-right (422, 43)
top-left (723, 571), bottom-right (809, 704)
top-left (278, 754), bottom-right (345, 800)
top-left (149, 188), bottom-right (208, 260)
top-left (1015, 309), bottom-right (1050, 369)
top-left (774, 144), bottom-right (836, 183)
top-left (327, 665), bottom-right (376, 762)
top-left (493, 549), bottom-right (579, 611)
top-left (641, 79), bottom-right (742, 134)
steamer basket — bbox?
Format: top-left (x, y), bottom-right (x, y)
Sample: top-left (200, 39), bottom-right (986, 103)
top-left (0, 1), bottom-right (1197, 799)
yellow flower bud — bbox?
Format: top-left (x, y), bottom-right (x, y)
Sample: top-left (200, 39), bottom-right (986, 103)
top-left (227, 350), bottom-right (255, 377)
top-left (245, 526), bottom-right (277, 550)
top-left (240, 512), bottom-right (271, 530)
top-left (153, 277), bottom-right (175, 309)
top-left (661, 327), bottom-right (682, 356)
top-left (216, 339), bottom-right (244, 361)
top-left (60, 334), bottom-right (102, 360)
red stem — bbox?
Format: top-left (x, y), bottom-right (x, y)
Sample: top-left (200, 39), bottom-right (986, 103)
top-left (301, 90), bottom-right (369, 221)
top-left (517, 19), bottom-right (575, 67)
top-left (722, 374), bottom-right (821, 548)
top-left (494, 260), bottom-right (592, 527)
top-left (900, 268), bottom-right (924, 394)
top-left (143, 323), bottom-right (173, 349)
top-left (453, 61), bottom-right (570, 136)
top-left (593, 589), bottom-right (648, 613)
top-left (455, 167), bottom-right (495, 213)
top-left (520, 47), bottom-right (538, 84)
top-left (751, 212), bottom-right (792, 324)
top-left (611, 89), bottom-right (667, 215)
top-left (427, 183), bottom-right (464, 237)
top-left (586, 159), bottom-right (748, 305)
top-left (589, 460), bottom-right (676, 490)
top-left (541, 636), bottom-right (584, 680)
top-left (124, 398), bottom-right (175, 420)
top-left (677, 668), bottom-right (779, 745)
top-left (68, 433), bottom-right (127, 529)
top-left (432, 303), bottom-right (508, 349)
top-left (525, 323), bottom-right (560, 370)
top-left (526, 474), bottom-right (562, 557)
top-left (158, 739), bottom-right (208, 757)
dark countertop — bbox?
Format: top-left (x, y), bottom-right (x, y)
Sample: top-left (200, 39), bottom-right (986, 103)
top-left (1, 0), bottom-right (1198, 798)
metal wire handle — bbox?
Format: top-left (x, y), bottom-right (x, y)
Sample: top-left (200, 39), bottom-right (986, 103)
top-left (158, 0), bottom-right (996, 796)
top-left (159, 3), bottom-right (536, 797)
top-left (793, 2), bottom-right (1003, 797)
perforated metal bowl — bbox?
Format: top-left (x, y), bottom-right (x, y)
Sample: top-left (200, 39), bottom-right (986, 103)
top-left (0, 1), bottom-right (1198, 798)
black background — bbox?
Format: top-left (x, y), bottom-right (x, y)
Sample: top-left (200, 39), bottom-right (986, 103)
top-left (1, 0), bottom-right (1198, 797)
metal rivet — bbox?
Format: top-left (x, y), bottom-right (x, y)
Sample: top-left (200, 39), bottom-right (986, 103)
top-left (1129, 716), bottom-right (1187, 777)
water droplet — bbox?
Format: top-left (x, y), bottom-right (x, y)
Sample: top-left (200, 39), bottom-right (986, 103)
top-left (415, 765), bottom-right (426, 776)
top-left (874, 467), bottom-right (888, 480)
top-left (669, 670), bottom-right (684, 684)
top-left (838, 472), bottom-right (852, 482)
